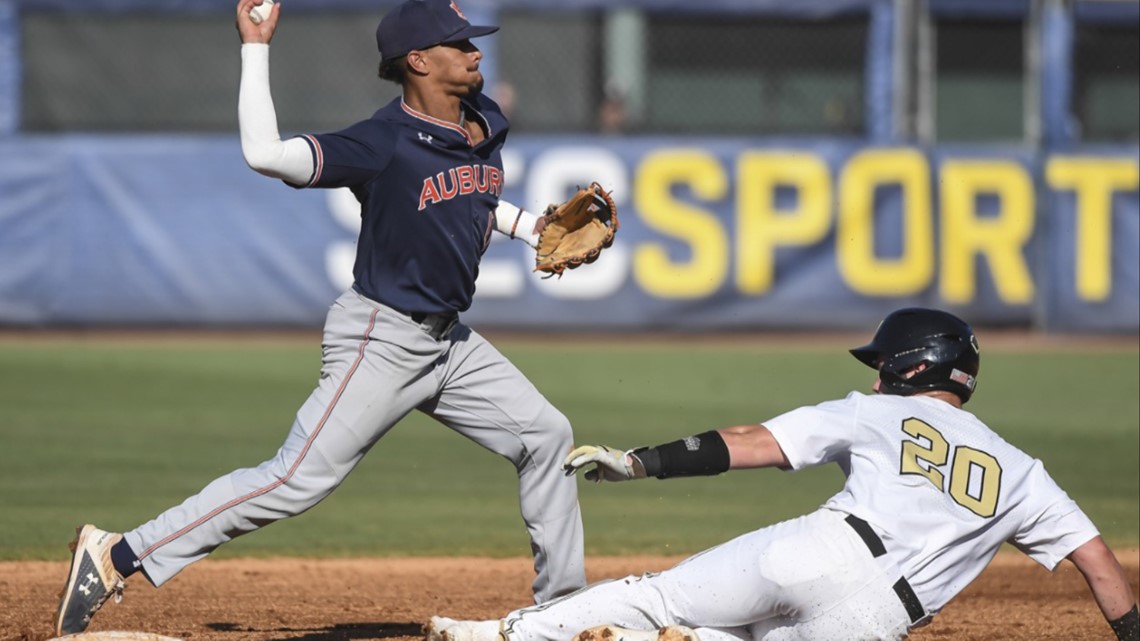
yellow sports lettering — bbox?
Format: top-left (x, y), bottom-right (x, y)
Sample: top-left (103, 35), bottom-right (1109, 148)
top-left (633, 150), bottom-right (729, 298)
top-left (837, 149), bottom-right (933, 295)
top-left (939, 161), bottom-right (1035, 304)
top-left (1046, 157), bottom-right (1140, 301)
top-left (736, 152), bottom-right (831, 294)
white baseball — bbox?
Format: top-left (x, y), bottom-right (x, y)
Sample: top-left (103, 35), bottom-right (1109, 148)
top-left (249, 0), bottom-right (275, 25)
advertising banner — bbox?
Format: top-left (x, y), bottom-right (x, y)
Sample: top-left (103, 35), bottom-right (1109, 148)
top-left (0, 135), bottom-right (1136, 331)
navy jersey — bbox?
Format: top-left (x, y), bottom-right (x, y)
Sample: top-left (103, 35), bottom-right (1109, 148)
top-left (293, 94), bottom-right (509, 314)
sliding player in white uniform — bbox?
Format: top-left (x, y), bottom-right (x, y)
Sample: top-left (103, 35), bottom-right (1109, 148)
top-left (427, 308), bottom-right (1139, 641)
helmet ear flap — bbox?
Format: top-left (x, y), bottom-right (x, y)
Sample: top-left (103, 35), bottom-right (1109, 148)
top-left (878, 370), bottom-right (915, 397)
top-left (876, 351), bottom-right (929, 396)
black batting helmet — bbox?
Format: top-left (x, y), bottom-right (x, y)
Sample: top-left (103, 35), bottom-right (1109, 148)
top-left (850, 308), bottom-right (980, 403)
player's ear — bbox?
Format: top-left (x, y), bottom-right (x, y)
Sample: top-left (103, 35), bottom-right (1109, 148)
top-left (406, 49), bottom-right (430, 75)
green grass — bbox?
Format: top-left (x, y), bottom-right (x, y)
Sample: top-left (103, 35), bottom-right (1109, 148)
top-left (0, 337), bottom-right (1136, 561)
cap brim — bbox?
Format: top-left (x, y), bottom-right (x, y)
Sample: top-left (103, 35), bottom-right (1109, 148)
top-left (444, 24), bottom-right (499, 43)
top-left (388, 24), bottom-right (499, 61)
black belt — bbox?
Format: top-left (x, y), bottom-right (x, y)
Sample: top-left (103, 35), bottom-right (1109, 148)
top-left (844, 514), bottom-right (926, 625)
top-left (409, 311), bottom-right (458, 341)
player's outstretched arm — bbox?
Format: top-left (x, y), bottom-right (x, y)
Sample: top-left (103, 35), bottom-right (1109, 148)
top-left (1068, 536), bottom-right (1138, 641)
top-left (719, 424), bottom-right (791, 470)
top-left (563, 426), bottom-right (789, 483)
top-left (562, 432), bottom-right (728, 482)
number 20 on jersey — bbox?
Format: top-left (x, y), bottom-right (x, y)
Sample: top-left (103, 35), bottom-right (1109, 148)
top-left (899, 418), bottom-right (1003, 518)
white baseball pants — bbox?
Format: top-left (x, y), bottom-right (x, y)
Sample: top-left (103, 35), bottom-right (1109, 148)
top-left (502, 508), bottom-right (913, 641)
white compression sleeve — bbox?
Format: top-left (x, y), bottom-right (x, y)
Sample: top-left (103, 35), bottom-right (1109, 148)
top-left (493, 200), bottom-right (542, 248)
top-left (239, 44), bottom-right (315, 184)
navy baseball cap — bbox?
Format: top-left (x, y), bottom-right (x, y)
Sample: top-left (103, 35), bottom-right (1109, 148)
top-left (377, 0), bottom-right (499, 61)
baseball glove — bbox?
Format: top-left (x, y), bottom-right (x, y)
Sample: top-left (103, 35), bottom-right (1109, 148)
top-left (534, 182), bottom-right (619, 277)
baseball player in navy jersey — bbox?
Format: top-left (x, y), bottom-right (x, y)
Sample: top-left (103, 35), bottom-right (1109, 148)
top-left (54, 0), bottom-right (588, 635)
top-left (427, 308), bottom-right (1139, 641)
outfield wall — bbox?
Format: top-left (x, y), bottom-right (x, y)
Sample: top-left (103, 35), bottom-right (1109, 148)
top-left (1, 136), bottom-right (1136, 331)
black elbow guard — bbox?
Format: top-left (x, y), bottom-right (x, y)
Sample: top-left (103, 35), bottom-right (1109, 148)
top-left (632, 430), bottom-right (730, 479)
top-left (1110, 604), bottom-right (1138, 641)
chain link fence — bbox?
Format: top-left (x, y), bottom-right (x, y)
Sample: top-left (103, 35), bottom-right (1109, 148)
top-left (16, 3), bottom-right (1139, 143)
top-left (1074, 21), bottom-right (1140, 143)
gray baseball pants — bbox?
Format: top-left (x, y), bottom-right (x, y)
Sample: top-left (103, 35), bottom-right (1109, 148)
top-left (123, 288), bottom-right (586, 602)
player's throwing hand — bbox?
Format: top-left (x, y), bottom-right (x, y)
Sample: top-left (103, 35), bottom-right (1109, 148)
top-left (236, 0), bottom-right (278, 44)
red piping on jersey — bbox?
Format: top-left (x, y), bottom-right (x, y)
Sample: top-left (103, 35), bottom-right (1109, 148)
top-left (137, 308), bottom-right (380, 561)
top-left (302, 134), bottom-right (324, 186)
top-left (400, 99), bottom-right (476, 146)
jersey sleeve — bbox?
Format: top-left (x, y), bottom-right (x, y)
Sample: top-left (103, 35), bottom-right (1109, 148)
top-left (764, 393), bottom-right (863, 470)
top-left (1009, 460), bottom-right (1100, 570)
top-left (288, 120), bottom-right (396, 189)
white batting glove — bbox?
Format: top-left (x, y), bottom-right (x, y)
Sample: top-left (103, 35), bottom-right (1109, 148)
top-left (562, 445), bottom-right (647, 483)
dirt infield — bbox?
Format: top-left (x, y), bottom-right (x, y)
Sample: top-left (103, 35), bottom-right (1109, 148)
top-left (4, 552), bottom-right (1137, 641)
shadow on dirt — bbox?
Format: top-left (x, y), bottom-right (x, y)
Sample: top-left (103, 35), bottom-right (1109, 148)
top-left (206, 621), bottom-right (424, 640)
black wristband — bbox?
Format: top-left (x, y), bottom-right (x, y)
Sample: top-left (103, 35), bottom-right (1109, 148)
top-left (632, 430), bottom-right (730, 479)
top-left (1110, 604), bottom-right (1139, 641)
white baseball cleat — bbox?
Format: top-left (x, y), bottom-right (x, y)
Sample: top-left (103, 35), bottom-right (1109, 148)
top-left (424, 616), bottom-right (504, 641)
top-left (425, 616), bottom-right (458, 641)
top-left (54, 524), bottom-right (127, 636)
top-left (573, 625), bottom-right (700, 641)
